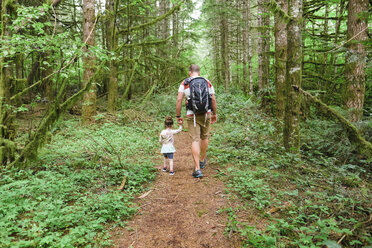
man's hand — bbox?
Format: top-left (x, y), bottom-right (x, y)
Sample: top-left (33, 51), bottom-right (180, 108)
top-left (177, 117), bottom-right (184, 125)
top-left (211, 114), bottom-right (217, 124)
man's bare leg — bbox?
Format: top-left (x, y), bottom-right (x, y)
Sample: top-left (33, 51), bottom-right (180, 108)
top-left (200, 138), bottom-right (209, 162)
top-left (191, 141), bottom-right (201, 170)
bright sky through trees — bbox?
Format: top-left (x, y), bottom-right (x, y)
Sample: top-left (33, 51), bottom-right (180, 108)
top-left (191, 0), bottom-right (202, 19)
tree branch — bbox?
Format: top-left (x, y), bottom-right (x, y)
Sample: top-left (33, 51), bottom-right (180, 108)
top-left (118, 2), bottom-right (182, 34)
top-left (116, 36), bottom-right (172, 52)
top-left (266, 0), bottom-right (292, 23)
top-left (293, 86), bottom-right (372, 158)
top-left (52, 0), bottom-right (63, 7)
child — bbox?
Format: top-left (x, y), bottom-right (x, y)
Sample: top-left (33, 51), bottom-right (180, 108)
top-left (159, 116), bottom-right (183, 175)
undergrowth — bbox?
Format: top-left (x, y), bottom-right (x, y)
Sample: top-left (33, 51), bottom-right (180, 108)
top-left (0, 117), bottom-right (159, 247)
top-left (210, 92), bottom-right (372, 248)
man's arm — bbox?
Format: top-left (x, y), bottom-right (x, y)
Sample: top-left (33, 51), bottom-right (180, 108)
top-left (211, 94), bottom-right (217, 124)
top-left (176, 92), bottom-right (184, 124)
top-left (176, 92), bottom-right (184, 117)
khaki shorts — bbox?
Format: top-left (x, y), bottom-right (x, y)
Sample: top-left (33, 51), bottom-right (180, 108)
top-left (186, 114), bottom-right (211, 142)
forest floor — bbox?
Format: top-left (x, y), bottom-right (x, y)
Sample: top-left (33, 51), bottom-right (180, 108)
top-left (2, 94), bottom-right (370, 247)
top-left (111, 131), bottom-right (240, 248)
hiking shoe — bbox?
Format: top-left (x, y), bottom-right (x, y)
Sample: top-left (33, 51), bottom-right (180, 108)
top-left (169, 171), bottom-right (175, 176)
top-left (200, 159), bottom-right (207, 169)
top-left (192, 170), bottom-right (203, 178)
top-left (162, 167), bottom-right (167, 172)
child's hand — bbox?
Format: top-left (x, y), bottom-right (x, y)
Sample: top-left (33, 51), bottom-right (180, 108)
top-left (177, 117), bottom-right (183, 125)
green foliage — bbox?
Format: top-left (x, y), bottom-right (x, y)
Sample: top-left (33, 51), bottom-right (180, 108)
top-left (226, 168), bottom-right (271, 210)
top-left (301, 118), bottom-right (356, 160)
top-left (0, 118), bottom-right (157, 247)
top-left (209, 93), bottom-right (372, 247)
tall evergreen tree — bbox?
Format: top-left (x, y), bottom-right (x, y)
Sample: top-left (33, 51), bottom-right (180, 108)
top-left (284, 0), bottom-right (303, 152)
top-left (274, 0), bottom-right (287, 120)
top-left (82, 0), bottom-right (96, 124)
top-left (344, 0), bottom-right (368, 122)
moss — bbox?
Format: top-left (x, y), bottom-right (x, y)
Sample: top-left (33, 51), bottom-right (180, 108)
top-left (294, 86), bottom-right (372, 158)
top-left (7, 60), bottom-right (107, 169)
top-left (119, 3), bottom-right (181, 34)
top-left (267, 0), bottom-right (292, 23)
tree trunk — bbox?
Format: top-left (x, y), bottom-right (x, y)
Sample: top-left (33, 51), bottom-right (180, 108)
top-left (0, 0), bottom-right (16, 165)
top-left (160, 0), bottom-right (169, 40)
top-left (295, 86), bottom-right (372, 158)
top-left (172, 2), bottom-right (178, 48)
top-left (283, 0), bottom-right (302, 152)
top-left (220, 0), bottom-right (229, 92)
top-left (274, 0), bottom-right (287, 120)
top-left (242, 0), bottom-right (248, 94)
top-left (247, 0), bottom-right (253, 95)
top-left (344, 0), bottom-right (368, 122)
top-left (258, 0), bottom-right (270, 91)
top-left (213, 23), bottom-right (222, 86)
top-left (107, 0), bottom-right (118, 114)
top-left (235, 0), bottom-right (241, 86)
top-left (258, 0), bottom-right (263, 90)
top-left (81, 0), bottom-right (96, 124)
top-left (258, 0), bottom-right (270, 107)
top-left (332, 0), bottom-right (345, 76)
top-left (262, 0), bottom-right (270, 90)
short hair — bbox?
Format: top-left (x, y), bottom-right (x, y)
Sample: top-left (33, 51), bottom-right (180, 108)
top-left (189, 64), bottom-right (200, 73)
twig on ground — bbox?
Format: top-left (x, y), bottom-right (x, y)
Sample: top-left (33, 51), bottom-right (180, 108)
top-left (138, 190), bottom-right (153, 199)
top-left (87, 134), bottom-right (114, 161)
top-left (128, 240), bottom-right (135, 248)
top-left (100, 134), bottom-right (123, 167)
top-left (118, 175), bottom-right (127, 191)
top-left (139, 202), bottom-right (151, 208)
top-left (337, 214), bottom-right (372, 244)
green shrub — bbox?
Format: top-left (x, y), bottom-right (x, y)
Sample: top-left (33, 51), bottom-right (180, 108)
top-left (1, 118), bottom-right (158, 247)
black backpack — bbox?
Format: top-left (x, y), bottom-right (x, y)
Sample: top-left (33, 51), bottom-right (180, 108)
top-left (184, 77), bottom-right (211, 115)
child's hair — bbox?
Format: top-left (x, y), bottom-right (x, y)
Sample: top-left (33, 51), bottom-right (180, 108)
top-left (164, 116), bottom-right (174, 128)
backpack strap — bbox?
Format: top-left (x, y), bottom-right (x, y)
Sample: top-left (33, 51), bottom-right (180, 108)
top-left (184, 77), bottom-right (206, 85)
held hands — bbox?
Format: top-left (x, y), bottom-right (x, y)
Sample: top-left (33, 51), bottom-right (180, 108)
top-left (177, 117), bottom-right (184, 125)
top-left (211, 114), bottom-right (217, 124)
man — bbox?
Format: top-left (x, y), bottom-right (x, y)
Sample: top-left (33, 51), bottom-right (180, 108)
top-left (176, 64), bottom-right (217, 178)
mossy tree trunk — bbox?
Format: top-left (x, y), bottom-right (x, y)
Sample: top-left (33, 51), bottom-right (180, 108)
top-left (213, 15), bottom-right (222, 86)
top-left (344, 0), bottom-right (368, 122)
top-left (0, 0), bottom-right (16, 165)
top-left (82, 0), bottom-right (96, 124)
top-left (247, 0), bottom-right (253, 96)
top-left (242, 0), bottom-right (248, 95)
top-left (258, 0), bottom-right (270, 91)
top-left (106, 0), bottom-right (118, 114)
top-left (283, 0), bottom-right (302, 152)
top-left (220, 0), bottom-right (230, 92)
top-left (172, 2), bottom-right (178, 48)
top-left (242, 0), bottom-right (253, 95)
top-left (274, 0), bottom-right (287, 121)
top-left (295, 86), bottom-right (372, 158)
top-left (262, 0), bottom-right (270, 91)
top-left (235, 0), bottom-right (241, 87)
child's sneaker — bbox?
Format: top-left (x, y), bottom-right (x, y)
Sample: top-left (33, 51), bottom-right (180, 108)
top-left (169, 171), bottom-right (175, 176)
top-left (162, 167), bottom-right (167, 172)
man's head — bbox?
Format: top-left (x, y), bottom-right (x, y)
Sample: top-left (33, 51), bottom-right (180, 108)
top-left (189, 64), bottom-right (200, 77)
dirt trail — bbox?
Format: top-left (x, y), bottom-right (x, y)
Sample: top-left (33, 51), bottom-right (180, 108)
top-left (112, 131), bottom-right (239, 248)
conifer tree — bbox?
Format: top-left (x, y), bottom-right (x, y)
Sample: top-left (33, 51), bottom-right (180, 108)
top-left (344, 0), bottom-right (368, 122)
top-left (82, 0), bottom-right (96, 124)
